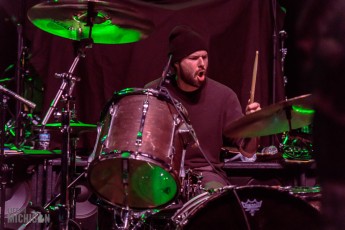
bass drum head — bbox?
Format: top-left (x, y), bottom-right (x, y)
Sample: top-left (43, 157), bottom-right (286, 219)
top-left (236, 186), bottom-right (321, 230)
top-left (174, 186), bottom-right (321, 230)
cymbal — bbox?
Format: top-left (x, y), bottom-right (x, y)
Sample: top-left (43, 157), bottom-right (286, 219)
top-left (27, 0), bottom-right (154, 44)
top-left (225, 94), bottom-right (315, 138)
top-left (37, 120), bottom-right (97, 134)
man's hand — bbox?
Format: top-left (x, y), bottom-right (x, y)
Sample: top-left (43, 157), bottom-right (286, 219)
top-left (245, 100), bottom-right (261, 115)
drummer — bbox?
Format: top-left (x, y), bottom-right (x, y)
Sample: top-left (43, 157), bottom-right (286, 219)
top-left (145, 25), bottom-right (261, 190)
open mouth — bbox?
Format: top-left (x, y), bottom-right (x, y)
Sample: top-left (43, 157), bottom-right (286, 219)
top-left (196, 70), bottom-right (205, 80)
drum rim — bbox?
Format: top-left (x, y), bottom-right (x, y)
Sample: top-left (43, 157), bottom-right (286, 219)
top-left (100, 87), bottom-right (189, 122)
top-left (171, 186), bottom-right (235, 226)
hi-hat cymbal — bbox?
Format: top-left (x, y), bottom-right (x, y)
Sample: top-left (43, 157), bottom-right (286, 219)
top-left (36, 120), bottom-right (97, 134)
top-left (225, 94), bottom-right (314, 138)
top-left (27, 0), bottom-right (154, 44)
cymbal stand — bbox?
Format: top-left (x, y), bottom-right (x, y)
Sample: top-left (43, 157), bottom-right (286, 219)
top-left (0, 93), bottom-right (10, 230)
top-left (69, 135), bottom-right (79, 222)
top-left (18, 172), bottom-right (86, 230)
top-left (0, 86), bottom-right (36, 230)
top-left (279, 30), bottom-right (288, 93)
top-left (40, 39), bottom-right (92, 230)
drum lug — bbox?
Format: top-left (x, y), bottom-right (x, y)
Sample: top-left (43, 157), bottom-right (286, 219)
top-left (174, 116), bottom-right (181, 126)
top-left (135, 99), bottom-right (149, 147)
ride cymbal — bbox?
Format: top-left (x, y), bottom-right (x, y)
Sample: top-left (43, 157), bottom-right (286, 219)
top-left (225, 94), bottom-right (315, 138)
top-left (27, 0), bottom-right (154, 44)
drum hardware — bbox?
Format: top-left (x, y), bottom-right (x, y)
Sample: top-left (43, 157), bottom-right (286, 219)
top-left (280, 132), bottom-right (313, 162)
top-left (176, 116), bottom-right (189, 184)
top-left (3, 112), bottom-right (43, 150)
top-left (0, 86), bottom-right (36, 230)
top-left (279, 30), bottom-right (288, 88)
top-left (135, 97), bottom-right (150, 148)
top-left (180, 170), bottom-right (204, 202)
top-left (34, 39), bottom-right (89, 229)
top-left (17, 171), bottom-right (86, 230)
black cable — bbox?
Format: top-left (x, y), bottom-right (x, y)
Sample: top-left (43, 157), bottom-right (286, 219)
top-left (231, 187), bottom-right (251, 230)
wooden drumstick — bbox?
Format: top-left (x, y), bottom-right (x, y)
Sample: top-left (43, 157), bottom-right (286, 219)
top-left (250, 51), bottom-right (259, 104)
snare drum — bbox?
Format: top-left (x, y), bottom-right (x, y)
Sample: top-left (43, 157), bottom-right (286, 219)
top-left (87, 88), bottom-right (191, 209)
top-left (171, 185), bottom-right (321, 230)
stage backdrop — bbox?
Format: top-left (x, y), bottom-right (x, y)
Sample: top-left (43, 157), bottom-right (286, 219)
top-left (4, 0), bottom-right (286, 153)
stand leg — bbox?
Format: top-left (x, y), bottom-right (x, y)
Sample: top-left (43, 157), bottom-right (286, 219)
top-left (0, 94), bottom-right (9, 230)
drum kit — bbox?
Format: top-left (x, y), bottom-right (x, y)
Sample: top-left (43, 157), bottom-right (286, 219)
top-left (0, 1), bottom-right (318, 230)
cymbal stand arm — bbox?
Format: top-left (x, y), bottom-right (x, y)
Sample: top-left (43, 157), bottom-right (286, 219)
top-left (41, 54), bottom-right (81, 127)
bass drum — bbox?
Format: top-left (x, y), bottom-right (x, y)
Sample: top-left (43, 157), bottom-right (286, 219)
top-left (171, 185), bottom-right (321, 230)
top-left (87, 88), bottom-right (191, 210)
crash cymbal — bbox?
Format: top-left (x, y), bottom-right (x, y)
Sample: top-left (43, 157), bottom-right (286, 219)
top-left (37, 120), bottom-right (97, 134)
top-left (225, 94), bottom-right (314, 138)
top-left (27, 0), bottom-right (154, 44)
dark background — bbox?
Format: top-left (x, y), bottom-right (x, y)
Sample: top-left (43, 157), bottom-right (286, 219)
top-left (1, 0), bottom-right (310, 154)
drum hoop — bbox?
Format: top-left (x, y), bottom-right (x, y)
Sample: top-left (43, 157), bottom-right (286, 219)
top-left (100, 88), bottom-right (189, 123)
top-left (172, 186), bottom-right (235, 226)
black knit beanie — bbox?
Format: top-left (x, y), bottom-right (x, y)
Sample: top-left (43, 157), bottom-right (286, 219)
top-left (169, 25), bottom-right (208, 64)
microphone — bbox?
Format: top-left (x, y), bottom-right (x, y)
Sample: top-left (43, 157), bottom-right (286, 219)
top-left (0, 85), bottom-right (36, 109)
top-left (157, 53), bottom-right (173, 89)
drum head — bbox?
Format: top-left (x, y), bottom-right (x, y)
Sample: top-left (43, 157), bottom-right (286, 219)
top-left (236, 186), bottom-right (321, 230)
top-left (88, 154), bottom-right (178, 209)
top-left (173, 186), bottom-right (321, 230)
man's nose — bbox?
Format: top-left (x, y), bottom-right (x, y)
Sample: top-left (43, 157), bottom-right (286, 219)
top-left (197, 57), bottom-right (205, 66)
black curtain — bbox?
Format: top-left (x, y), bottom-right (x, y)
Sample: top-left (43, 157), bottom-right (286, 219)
top-left (2, 0), bottom-right (286, 152)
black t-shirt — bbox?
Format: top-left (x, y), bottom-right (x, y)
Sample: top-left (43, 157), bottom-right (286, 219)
top-left (145, 76), bottom-right (257, 170)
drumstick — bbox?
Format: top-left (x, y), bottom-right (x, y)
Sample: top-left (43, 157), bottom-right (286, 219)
top-left (250, 51), bottom-right (259, 104)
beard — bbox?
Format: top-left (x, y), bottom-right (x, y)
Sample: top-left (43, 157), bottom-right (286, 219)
top-left (179, 66), bottom-right (206, 88)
